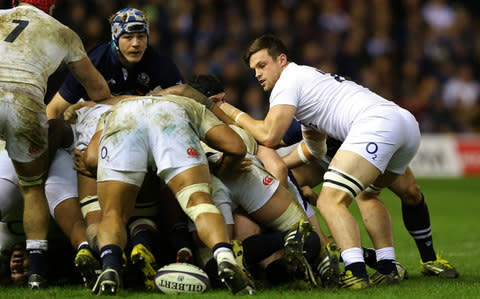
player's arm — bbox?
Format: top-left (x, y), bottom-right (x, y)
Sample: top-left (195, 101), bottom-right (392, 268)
top-left (204, 123), bottom-right (247, 180)
top-left (282, 130), bottom-right (327, 169)
top-left (220, 102), bottom-right (295, 148)
top-left (46, 92), bottom-right (71, 120)
top-left (151, 84), bottom-right (234, 125)
top-left (67, 57), bottom-right (111, 102)
top-left (74, 130), bottom-right (102, 178)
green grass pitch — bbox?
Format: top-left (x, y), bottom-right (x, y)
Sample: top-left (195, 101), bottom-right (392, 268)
top-left (1, 177), bottom-right (479, 298)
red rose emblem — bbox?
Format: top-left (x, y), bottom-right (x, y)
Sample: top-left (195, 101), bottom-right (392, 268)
top-left (262, 175), bottom-right (274, 186)
top-left (28, 146), bottom-right (39, 154)
top-left (187, 147), bottom-right (199, 157)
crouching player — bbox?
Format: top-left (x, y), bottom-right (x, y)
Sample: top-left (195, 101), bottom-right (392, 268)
top-left (86, 94), bottom-right (255, 295)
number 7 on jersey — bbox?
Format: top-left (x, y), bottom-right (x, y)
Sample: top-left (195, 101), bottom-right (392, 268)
top-left (4, 20), bottom-right (29, 43)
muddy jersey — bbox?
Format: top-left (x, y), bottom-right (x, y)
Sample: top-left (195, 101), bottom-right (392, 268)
top-left (270, 62), bottom-right (399, 141)
top-left (0, 6), bottom-right (86, 106)
top-left (99, 95), bottom-right (223, 140)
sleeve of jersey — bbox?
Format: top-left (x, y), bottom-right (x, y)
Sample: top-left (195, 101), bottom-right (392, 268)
top-left (62, 27), bottom-right (87, 64)
top-left (269, 72), bottom-right (300, 108)
top-left (198, 106), bottom-right (224, 140)
top-left (149, 50), bottom-right (184, 88)
top-left (58, 72), bottom-right (87, 104)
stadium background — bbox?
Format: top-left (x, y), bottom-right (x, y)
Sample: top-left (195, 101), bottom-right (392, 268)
top-left (2, 0), bottom-right (480, 176)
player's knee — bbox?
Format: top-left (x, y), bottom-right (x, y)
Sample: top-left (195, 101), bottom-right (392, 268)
top-left (321, 167), bottom-right (364, 204)
top-left (176, 183), bottom-right (220, 221)
top-left (267, 201), bottom-right (305, 231)
top-left (17, 172), bottom-right (45, 187)
top-left (128, 218), bottom-right (157, 236)
top-left (79, 195), bottom-right (101, 219)
top-left (400, 182), bottom-right (422, 205)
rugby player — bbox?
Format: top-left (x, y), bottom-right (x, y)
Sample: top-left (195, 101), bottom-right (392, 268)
top-left (0, 0), bottom-right (110, 288)
top-left (220, 34), bottom-right (421, 289)
top-left (84, 94), bottom-right (254, 295)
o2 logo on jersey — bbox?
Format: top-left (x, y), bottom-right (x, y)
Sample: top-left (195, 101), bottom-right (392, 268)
top-left (366, 142), bottom-right (378, 160)
top-left (101, 146), bottom-right (108, 160)
top-left (262, 175), bottom-right (274, 186)
top-left (187, 147), bottom-right (200, 158)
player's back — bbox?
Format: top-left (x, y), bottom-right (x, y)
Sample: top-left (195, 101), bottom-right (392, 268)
top-left (0, 6), bottom-right (85, 101)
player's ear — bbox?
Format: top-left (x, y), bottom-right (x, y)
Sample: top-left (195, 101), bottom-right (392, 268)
top-left (278, 53), bottom-right (288, 67)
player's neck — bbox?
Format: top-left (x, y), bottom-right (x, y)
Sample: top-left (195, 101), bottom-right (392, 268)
top-left (117, 52), bottom-right (135, 70)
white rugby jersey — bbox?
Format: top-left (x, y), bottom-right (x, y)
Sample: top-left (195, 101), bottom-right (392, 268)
top-left (270, 62), bottom-right (398, 141)
top-left (99, 95), bottom-right (224, 141)
top-left (0, 6), bottom-right (86, 106)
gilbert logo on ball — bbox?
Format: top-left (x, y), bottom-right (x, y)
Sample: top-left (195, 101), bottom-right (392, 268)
top-left (154, 263), bottom-right (210, 294)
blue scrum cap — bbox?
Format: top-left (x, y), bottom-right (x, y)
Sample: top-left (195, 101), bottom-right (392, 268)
top-left (111, 8), bottom-right (149, 50)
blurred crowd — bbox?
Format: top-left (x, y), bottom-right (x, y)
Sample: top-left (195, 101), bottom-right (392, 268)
top-left (2, 0), bottom-right (480, 133)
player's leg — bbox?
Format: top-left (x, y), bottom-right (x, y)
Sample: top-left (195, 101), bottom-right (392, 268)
top-left (389, 167), bottom-right (459, 278)
top-left (166, 165), bottom-right (254, 295)
top-left (316, 150), bottom-right (380, 289)
top-left (92, 180), bottom-right (139, 295)
top-left (78, 174), bottom-right (101, 251)
top-left (12, 156), bottom-right (49, 289)
top-left (355, 173), bottom-right (402, 285)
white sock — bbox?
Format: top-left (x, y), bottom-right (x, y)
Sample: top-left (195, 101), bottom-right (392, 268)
top-left (26, 239), bottom-right (48, 251)
top-left (376, 247), bottom-right (396, 261)
top-left (213, 248), bottom-right (236, 265)
top-left (341, 247), bottom-right (364, 267)
top-left (77, 241), bottom-right (89, 251)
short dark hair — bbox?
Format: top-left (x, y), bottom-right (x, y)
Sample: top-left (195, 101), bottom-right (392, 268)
top-left (186, 75), bottom-right (224, 97)
top-left (243, 34), bottom-right (289, 66)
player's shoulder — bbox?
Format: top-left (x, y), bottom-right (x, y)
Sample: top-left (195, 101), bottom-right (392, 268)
top-left (86, 43), bottom-right (113, 63)
top-left (142, 46), bottom-right (177, 66)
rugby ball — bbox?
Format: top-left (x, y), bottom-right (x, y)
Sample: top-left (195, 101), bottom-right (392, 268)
top-left (154, 263), bottom-right (210, 294)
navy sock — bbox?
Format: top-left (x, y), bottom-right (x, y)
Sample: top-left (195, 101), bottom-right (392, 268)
top-left (345, 262), bottom-right (368, 278)
top-left (402, 195), bottom-right (436, 262)
top-left (28, 248), bottom-right (47, 277)
top-left (132, 229), bottom-right (154, 251)
top-left (304, 231), bottom-right (321, 263)
top-left (91, 236), bottom-right (100, 255)
top-left (377, 259), bottom-right (396, 274)
top-left (100, 244), bottom-right (123, 271)
top-left (213, 242), bottom-right (232, 253)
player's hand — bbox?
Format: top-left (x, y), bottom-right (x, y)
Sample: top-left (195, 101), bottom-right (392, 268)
top-left (73, 149), bottom-right (96, 178)
top-left (238, 158), bottom-right (252, 173)
top-left (219, 102), bottom-right (237, 119)
top-left (301, 186), bottom-right (318, 205)
top-left (63, 101), bottom-right (95, 124)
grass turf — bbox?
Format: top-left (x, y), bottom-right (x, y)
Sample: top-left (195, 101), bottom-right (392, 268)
top-left (1, 177), bottom-right (479, 298)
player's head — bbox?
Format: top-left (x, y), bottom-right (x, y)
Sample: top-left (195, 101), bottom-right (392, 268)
top-left (244, 34), bottom-right (289, 92)
top-left (187, 75), bottom-right (225, 106)
top-left (13, 0), bottom-right (55, 14)
top-left (110, 8), bottom-right (149, 65)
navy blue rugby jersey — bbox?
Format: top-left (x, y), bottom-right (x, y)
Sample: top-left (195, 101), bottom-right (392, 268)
top-left (283, 119), bottom-right (342, 159)
top-left (59, 42), bottom-right (183, 103)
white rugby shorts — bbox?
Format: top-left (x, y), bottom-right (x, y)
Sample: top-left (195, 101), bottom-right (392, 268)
top-left (97, 100), bottom-right (207, 186)
top-left (0, 148), bottom-right (78, 218)
top-left (73, 104), bottom-right (111, 152)
top-left (0, 91), bottom-right (48, 163)
top-left (209, 153), bottom-right (280, 214)
top-left (339, 107), bottom-right (420, 174)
